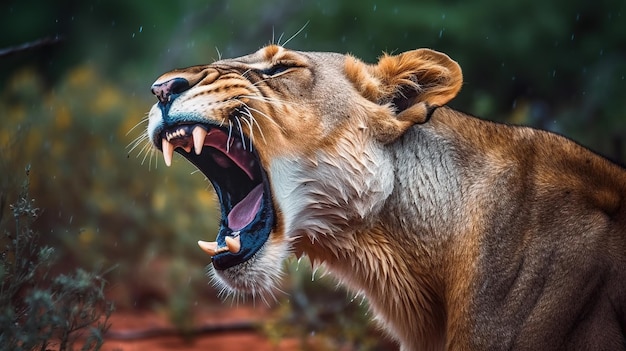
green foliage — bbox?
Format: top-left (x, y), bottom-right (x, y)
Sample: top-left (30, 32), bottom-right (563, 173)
top-left (0, 64), bottom-right (218, 335)
top-left (0, 168), bottom-right (114, 351)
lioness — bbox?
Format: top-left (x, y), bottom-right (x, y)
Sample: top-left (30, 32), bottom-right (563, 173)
top-left (146, 44), bottom-right (626, 350)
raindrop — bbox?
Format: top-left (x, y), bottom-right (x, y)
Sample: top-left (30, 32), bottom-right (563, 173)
top-left (373, 4), bottom-right (377, 11)
top-left (439, 29), bottom-right (444, 38)
top-left (571, 34), bottom-right (575, 41)
top-left (139, 26), bottom-right (143, 33)
top-left (552, 69), bottom-right (556, 77)
top-left (576, 13), bottom-right (580, 21)
top-left (441, 13), bottom-right (446, 20)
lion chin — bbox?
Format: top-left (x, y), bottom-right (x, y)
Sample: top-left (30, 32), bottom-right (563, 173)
top-left (208, 239), bottom-right (290, 300)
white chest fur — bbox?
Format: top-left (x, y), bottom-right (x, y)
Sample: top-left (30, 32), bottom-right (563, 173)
top-left (269, 136), bottom-right (394, 239)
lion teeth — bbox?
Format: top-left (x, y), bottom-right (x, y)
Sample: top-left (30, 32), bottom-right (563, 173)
top-left (198, 240), bottom-right (218, 256)
top-left (198, 236), bottom-right (241, 257)
top-left (162, 138), bottom-right (174, 167)
top-left (225, 235), bottom-right (241, 254)
top-left (165, 128), bottom-right (186, 141)
top-left (192, 126), bottom-right (207, 155)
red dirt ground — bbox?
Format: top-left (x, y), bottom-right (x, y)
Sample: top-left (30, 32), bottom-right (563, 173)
top-left (100, 306), bottom-right (301, 351)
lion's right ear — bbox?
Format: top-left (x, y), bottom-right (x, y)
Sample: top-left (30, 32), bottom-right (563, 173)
top-left (345, 49), bottom-right (463, 143)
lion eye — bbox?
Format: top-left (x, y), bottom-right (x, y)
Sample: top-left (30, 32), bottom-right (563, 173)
top-left (260, 64), bottom-right (291, 76)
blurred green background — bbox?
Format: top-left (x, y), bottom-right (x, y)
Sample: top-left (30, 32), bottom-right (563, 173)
top-left (1, 0), bottom-right (624, 349)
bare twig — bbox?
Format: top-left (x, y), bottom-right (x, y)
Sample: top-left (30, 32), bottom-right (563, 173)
top-left (0, 36), bottom-right (63, 58)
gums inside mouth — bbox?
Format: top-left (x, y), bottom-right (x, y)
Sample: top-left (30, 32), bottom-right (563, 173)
top-left (158, 123), bottom-right (274, 270)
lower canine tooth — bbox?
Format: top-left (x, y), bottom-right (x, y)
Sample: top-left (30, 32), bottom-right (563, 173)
top-left (225, 236), bottom-right (241, 253)
top-left (198, 240), bottom-right (218, 256)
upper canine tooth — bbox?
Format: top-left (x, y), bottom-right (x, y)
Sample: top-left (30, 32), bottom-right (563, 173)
top-left (225, 235), bottom-right (241, 254)
top-left (162, 138), bottom-right (174, 167)
top-left (192, 126), bottom-right (208, 155)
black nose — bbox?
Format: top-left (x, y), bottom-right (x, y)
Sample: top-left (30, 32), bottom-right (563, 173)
top-left (151, 78), bottom-right (190, 104)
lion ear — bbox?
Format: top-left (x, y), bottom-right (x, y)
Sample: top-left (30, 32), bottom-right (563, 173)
top-left (373, 49), bottom-right (463, 111)
top-left (346, 49), bottom-right (463, 143)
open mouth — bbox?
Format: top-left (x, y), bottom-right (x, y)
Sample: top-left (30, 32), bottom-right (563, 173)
top-left (156, 123), bottom-right (274, 270)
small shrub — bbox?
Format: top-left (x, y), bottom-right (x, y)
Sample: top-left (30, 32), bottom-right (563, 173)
top-left (0, 167), bottom-right (114, 351)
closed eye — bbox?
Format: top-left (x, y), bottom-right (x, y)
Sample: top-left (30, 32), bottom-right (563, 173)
top-left (259, 64), bottom-right (292, 77)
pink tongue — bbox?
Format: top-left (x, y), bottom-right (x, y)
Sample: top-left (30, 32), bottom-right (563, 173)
top-left (227, 184), bottom-right (264, 231)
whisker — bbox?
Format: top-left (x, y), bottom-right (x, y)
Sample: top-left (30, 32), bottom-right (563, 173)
top-left (240, 68), bottom-right (254, 79)
top-left (125, 114), bottom-right (150, 136)
top-left (151, 149), bottom-right (160, 170)
top-left (226, 120), bottom-right (233, 153)
top-left (251, 77), bottom-right (275, 87)
top-left (127, 131), bottom-right (147, 145)
top-left (215, 46), bottom-right (222, 61)
top-left (239, 115), bottom-right (254, 150)
top-left (125, 122), bottom-right (150, 150)
top-left (127, 134), bottom-right (149, 154)
top-left (246, 106), bottom-right (286, 133)
top-left (140, 145), bottom-right (152, 166)
top-left (136, 141), bottom-right (153, 161)
top-left (234, 117), bottom-right (246, 151)
top-left (281, 21), bottom-right (310, 48)
top-left (241, 94), bottom-right (292, 108)
top-left (276, 32), bottom-right (285, 46)
top-left (242, 109), bottom-right (267, 144)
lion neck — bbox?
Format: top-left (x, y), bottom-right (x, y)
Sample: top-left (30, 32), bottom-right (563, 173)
top-left (290, 108), bottom-right (469, 350)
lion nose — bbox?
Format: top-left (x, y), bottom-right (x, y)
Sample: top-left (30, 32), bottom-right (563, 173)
top-left (151, 78), bottom-right (191, 104)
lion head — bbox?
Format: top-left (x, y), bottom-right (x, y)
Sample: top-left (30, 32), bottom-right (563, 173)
top-left (146, 45), bottom-right (462, 298)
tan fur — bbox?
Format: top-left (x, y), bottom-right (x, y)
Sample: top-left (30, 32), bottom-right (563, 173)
top-left (147, 44), bottom-right (626, 350)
